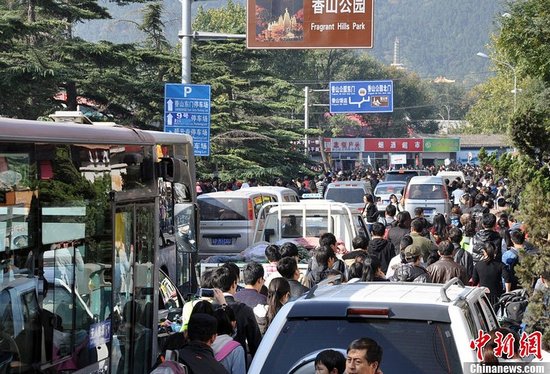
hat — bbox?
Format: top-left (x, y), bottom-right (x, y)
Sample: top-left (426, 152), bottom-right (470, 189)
top-left (403, 244), bottom-right (422, 259)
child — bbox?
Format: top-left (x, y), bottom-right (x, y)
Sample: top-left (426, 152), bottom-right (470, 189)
top-left (314, 349), bottom-right (346, 374)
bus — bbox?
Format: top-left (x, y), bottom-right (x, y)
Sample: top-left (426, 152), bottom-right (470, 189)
top-left (0, 117), bottom-right (198, 373)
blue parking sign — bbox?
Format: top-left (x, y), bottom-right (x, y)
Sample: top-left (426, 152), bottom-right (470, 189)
top-left (164, 83), bottom-right (211, 156)
top-left (329, 80), bottom-right (394, 114)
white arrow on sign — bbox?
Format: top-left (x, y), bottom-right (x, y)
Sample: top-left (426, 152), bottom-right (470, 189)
top-left (166, 113), bottom-right (173, 126)
top-left (167, 99), bottom-right (174, 112)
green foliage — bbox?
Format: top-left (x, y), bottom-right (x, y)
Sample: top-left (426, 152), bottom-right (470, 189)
top-left (464, 76), bottom-right (514, 134)
top-left (79, 0), bottom-right (504, 85)
top-left (496, 0), bottom-right (550, 82)
top-left (193, 0), bottom-right (246, 34)
top-left (0, 0), bottom-right (176, 126)
top-left (482, 150), bottom-right (550, 339)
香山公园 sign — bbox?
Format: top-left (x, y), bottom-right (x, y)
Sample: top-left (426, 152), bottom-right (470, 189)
top-left (247, 0), bottom-right (374, 49)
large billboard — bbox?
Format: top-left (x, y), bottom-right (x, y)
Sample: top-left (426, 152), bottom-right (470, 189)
top-left (247, 0), bottom-right (374, 49)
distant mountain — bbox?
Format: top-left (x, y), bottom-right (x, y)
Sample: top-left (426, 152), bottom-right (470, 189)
top-left (75, 0), bottom-right (504, 84)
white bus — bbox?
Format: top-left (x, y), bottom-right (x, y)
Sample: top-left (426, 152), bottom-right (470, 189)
top-left (0, 118), bottom-right (198, 373)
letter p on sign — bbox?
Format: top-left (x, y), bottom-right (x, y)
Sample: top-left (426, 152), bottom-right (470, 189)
top-left (183, 86), bottom-right (192, 97)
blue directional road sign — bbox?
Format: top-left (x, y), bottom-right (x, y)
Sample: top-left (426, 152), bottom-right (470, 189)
top-left (329, 80), bottom-right (394, 114)
top-left (164, 83), bottom-right (211, 156)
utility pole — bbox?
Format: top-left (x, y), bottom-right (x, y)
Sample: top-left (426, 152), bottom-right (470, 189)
top-left (180, 0), bottom-right (192, 84)
top-left (179, 1), bottom-right (246, 84)
top-left (304, 86), bottom-right (309, 156)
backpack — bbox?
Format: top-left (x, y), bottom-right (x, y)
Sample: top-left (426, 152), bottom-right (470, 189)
top-left (214, 340), bottom-right (241, 361)
top-left (150, 350), bottom-right (188, 374)
top-left (494, 289), bottom-right (528, 326)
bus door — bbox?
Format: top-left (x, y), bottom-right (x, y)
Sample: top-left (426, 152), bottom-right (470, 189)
top-left (111, 202), bottom-right (156, 374)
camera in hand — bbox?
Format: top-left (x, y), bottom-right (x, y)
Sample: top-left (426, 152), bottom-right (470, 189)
top-left (197, 288), bottom-right (214, 298)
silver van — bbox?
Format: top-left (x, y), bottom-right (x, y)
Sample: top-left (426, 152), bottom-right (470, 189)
top-left (402, 176), bottom-right (450, 222)
top-left (197, 187), bottom-right (298, 257)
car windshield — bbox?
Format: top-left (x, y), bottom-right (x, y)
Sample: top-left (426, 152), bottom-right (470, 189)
top-left (325, 188), bottom-right (365, 204)
top-left (374, 185), bottom-right (404, 196)
top-left (262, 318), bottom-right (461, 374)
top-left (384, 172), bottom-right (419, 182)
top-left (198, 198), bottom-right (247, 221)
top-left (407, 184), bottom-right (446, 199)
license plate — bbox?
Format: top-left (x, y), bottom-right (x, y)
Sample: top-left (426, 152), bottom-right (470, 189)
top-left (212, 238), bottom-right (232, 245)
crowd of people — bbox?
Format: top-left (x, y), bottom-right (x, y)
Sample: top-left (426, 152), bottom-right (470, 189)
top-left (156, 163), bottom-right (546, 372)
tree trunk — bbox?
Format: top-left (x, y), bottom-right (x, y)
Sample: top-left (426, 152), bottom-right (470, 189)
top-left (318, 135), bottom-right (331, 172)
top-left (64, 82), bottom-right (78, 111)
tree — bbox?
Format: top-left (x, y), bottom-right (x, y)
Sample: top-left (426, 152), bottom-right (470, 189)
top-left (192, 3), bottom-right (311, 181)
top-left (0, 0), bottom-right (176, 128)
top-left (474, 0), bottom-right (550, 346)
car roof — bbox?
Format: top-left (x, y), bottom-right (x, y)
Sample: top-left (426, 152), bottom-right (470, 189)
top-left (266, 201), bottom-right (352, 213)
top-left (198, 188), bottom-right (293, 199)
top-left (327, 181), bottom-right (370, 187)
top-left (375, 181), bottom-right (407, 187)
top-left (386, 169), bottom-right (426, 174)
top-left (407, 176), bottom-right (445, 184)
top-left (287, 281), bottom-right (481, 322)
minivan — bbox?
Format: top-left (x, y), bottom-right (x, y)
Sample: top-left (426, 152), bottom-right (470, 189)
top-left (323, 181), bottom-right (373, 213)
top-left (197, 187), bottom-right (299, 256)
top-left (437, 170), bottom-right (467, 183)
top-left (384, 169), bottom-right (430, 183)
top-left (401, 176), bottom-right (450, 222)
top-left (249, 279), bottom-right (500, 373)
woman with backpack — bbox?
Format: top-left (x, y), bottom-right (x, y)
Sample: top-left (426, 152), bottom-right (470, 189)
top-left (212, 306), bottom-right (246, 374)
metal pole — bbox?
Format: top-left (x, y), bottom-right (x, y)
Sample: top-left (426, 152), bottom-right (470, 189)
top-left (304, 86), bottom-right (309, 156)
top-left (512, 72), bottom-right (517, 112)
top-left (181, 0), bottom-right (192, 84)
top-left (476, 52), bottom-right (517, 112)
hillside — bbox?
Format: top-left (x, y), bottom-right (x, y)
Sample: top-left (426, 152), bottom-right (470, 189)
top-left (75, 0), bottom-right (504, 84)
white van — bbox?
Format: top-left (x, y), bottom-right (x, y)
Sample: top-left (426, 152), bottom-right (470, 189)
top-left (401, 176), bottom-right (451, 222)
top-left (255, 200), bottom-right (369, 251)
top-left (197, 187), bottom-right (298, 257)
top-left (437, 170), bottom-right (467, 183)
top-left (323, 181), bottom-right (373, 213)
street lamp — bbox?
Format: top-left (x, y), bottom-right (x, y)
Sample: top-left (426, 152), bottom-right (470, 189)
top-left (476, 52), bottom-right (517, 112)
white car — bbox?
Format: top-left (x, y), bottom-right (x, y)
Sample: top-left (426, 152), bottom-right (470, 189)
top-left (254, 201), bottom-right (369, 251)
top-left (323, 181), bottom-right (373, 214)
top-left (401, 176), bottom-right (451, 222)
top-left (249, 278), bottom-right (499, 374)
top-left (373, 181), bottom-right (406, 212)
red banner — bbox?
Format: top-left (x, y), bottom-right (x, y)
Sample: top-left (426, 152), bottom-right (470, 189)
top-left (364, 138), bottom-right (423, 152)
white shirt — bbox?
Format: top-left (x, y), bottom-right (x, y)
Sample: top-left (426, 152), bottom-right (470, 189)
top-left (451, 188), bottom-right (465, 205)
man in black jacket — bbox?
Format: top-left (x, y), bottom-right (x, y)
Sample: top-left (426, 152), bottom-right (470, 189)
top-left (367, 222), bottom-right (395, 273)
top-left (472, 213), bottom-right (503, 264)
top-left (178, 313), bottom-right (229, 374)
top-left (210, 266), bottom-right (262, 361)
top-left (277, 256), bottom-right (309, 300)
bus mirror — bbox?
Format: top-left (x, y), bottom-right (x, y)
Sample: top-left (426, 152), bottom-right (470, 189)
top-left (158, 157), bottom-right (188, 183)
top-left (175, 203), bottom-right (198, 253)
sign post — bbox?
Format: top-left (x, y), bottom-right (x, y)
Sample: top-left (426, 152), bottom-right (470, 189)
top-left (164, 83), bottom-right (211, 156)
top-left (329, 80), bottom-right (394, 113)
